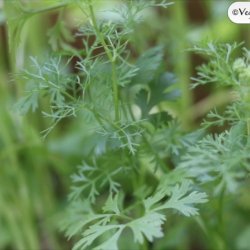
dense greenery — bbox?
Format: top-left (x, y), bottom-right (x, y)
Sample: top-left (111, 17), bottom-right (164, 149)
top-left (0, 1), bottom-right (249, 250)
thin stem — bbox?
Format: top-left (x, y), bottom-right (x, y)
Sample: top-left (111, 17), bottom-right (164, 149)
top-left (24, 3), bottom-right (68, 15)
top-left (142, 240), bottom-right (149, 250)
top-left (247, 119), bottom-right (250, 136)
top-left (88, 1), bottom-right (120, 122)
top-left (171, 1), bottom-right (193, 129)
top-left (218, 187), bottom-right (227, 250)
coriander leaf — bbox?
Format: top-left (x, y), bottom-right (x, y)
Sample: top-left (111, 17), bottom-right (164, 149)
top-left (133, 46), bottom-right (164, 85)
top-left (128, 212), bottom-right (165, 244)
top-left (102, 193), bottom-right (120, 215)
top-left (161, 181), bottom-right (208, 216)
top-left (93, 227), bottom-right (124, 250)
top-left (147, 180), bottom-right (208, 216)
top-left (73, 225), bottom-right (123, 250)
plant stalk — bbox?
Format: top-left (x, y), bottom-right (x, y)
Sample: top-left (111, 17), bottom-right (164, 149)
top-left (88, 1), bottom-right (120, 122)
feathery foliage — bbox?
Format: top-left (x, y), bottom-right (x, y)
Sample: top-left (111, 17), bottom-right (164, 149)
top-left (9, 1), bottom-right (250, 250)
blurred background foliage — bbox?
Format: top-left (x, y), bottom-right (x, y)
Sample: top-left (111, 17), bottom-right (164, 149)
top-left (0, 0), bottom-right (249, 249)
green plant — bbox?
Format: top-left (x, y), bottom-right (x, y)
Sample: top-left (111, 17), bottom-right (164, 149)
top-left (181, 42), bottom-right (250, 250)
top-left (5, 0), bottom-right (250, 250)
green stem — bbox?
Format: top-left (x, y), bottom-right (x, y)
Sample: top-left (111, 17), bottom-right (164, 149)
top-left (142, 240), bottom-right (149, 250)
top-left (247, 119), bottom-right (250, 136)
top-left (218, 187), bottom-right (227, 250)
top-left (171, 1), bottom-right (193, 129)
top-left (88, 1), bottom-right (120, 122)
top-left (24, 3), bottom-right (68, 15)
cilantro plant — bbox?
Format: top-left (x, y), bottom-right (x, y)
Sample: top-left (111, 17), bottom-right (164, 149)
top-left (6, 0), bottom-right (250, 250)
top-left (180, 43), bottom-right (250, 250)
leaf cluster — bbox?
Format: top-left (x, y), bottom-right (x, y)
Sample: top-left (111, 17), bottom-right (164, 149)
top-left (13, 1), bottom-right (250, 250)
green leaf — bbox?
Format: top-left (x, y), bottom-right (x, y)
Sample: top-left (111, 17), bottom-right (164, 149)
top-left (133, 46), bottom-right (164, 85)
top-left (136, 72), bottom-right (179, 117)
top-left (61, 200), bottom-right (107, 239)
top-left (179, 122), bottom-right (249, 194)
top-left (73, 225), bottom-right (123, 250)
top-left (117, 62), bottom-right (139, 87)
top-left (191, 42), bottom-right (242, 87)
top-left (102, 193), bottom-right (120, 215)
top-left (69, 160), bottom-right (123, 203)
top-left (93, 227), bottom-right (124, 250)
top-left (128, 212), bottom-right (166, 244)
top-left (145, 179), bottom-right (208, 216)
top-left (47, 13), bottom-right (78, 56)
top-left (15, 88), bottom-right (39, 114)
top-left (161, 181), bottom-right (208, 216)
